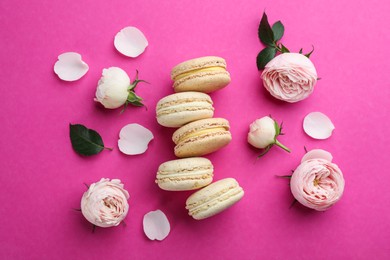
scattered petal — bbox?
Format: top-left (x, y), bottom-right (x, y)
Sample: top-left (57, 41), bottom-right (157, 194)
top-left (143, 210), bottom-right (170, 241)
top-left (303, 112), bottom-right (335, 139)
top-left (54, 52), bottom-right (89, 81)
top-left (114, 27), bottom-right (148, 58)
top-left (301, 149), bottom-right (333, 163)
top-left (118, 124), bottom-right (153, 155)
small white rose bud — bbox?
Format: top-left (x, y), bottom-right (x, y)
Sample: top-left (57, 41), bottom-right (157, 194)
top-left (247, 116), bottom-right (290, 157)
top-left (94, 67), bottom-right (146, 110)
top-left (248, 116), bottom-right (276, 149)
top-left (95, 67), bottom-right (130, 109)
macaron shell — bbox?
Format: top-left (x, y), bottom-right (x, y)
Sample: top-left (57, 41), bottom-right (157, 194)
top-left (156, 92), bottom-right (214, 127)
top-left (173, 71), bottom-right (231, 93)
top-left (156, 157), bottom-right (213, 191)
top-left (172, 118), bottom-right (230, 143)
top-left (174, 132), bottom-right (232, 158)
top-left (171, 56), bottom-right (227, 79)
top-left (186, 178), bottom-right (244, 220)
top-left (172, 118), bottom-right (232, 158)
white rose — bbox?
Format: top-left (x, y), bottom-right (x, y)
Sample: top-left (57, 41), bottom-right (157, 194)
top-left (95, 67), bottom-right (130, 109)
top-left (81, 178), bottom-right (129, 228)
top-left (248, 116), bottom-right (276, 149)
top-left (247, 116), bottom-right (290, 156)
top-left (261, 53), bottom-right (317, 103)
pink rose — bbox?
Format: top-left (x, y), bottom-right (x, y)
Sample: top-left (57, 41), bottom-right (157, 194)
top-left (290, 157), bottom-right (345, 211)
top-left (81, 178), bottom-right (129, 227)
top-left (261, 53), bottom-right (317, 103)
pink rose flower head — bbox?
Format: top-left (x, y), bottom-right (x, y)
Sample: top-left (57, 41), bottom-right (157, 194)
top-left (81, 178), bottom-right (130, 227)
top-left (290, 154), bottom-right (344, 211)
top-left (261, 53), bottom-right (317, 103)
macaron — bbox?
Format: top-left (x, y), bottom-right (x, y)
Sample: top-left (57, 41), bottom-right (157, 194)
top-left (156, 92), bottom-right (214, 128)
top-left (171, 56), bottom-right (231, 93)
top-left (186, 178), bottom-right (244, 220)
top-left (156, 157), bottom-right (214, 191)
top-left (172, 118), bottom-right (232, 158)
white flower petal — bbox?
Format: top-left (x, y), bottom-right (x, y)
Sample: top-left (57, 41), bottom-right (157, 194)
top-left (114, 27), bottom-right (148, 58)
top-left (54, 52), bottom-right (89, 81)
top-left (301, 149), bottom-right (333, 163)
top-left (118, 124), bottom-right (153, 155)
top-left (303, 112), bottom-right (335, 139)
top-left (143, 210), bottom-right (170, 241)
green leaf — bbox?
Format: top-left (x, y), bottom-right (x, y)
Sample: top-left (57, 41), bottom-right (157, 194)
top-left (274, 120), bottom-right (281, 136)
top-left (299, 48), bottom-right (303, 54)
top-left (258, 12), bottom-right (275, 46)
top-left (280, 44), bottom-right (290, 53)
top-left (257, 145), bottom-right (272, 159)
top-left (128, 100), bottom-right (144, 107)
top-left (256, 47), bottom-right (276, 70)
top-left (304, 45), bottom-right (315, 58)
top-left (128, 70), bottom-right (149, 91)
top-left (272, 21), bottom-right (284, 41)
top-left (127, 91), bottom-right (144, 106)
top-left (69, 124), bottom-right (111, 156)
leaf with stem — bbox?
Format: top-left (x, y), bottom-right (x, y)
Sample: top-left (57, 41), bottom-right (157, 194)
top-left (69, 124), bottom-right (112, 156)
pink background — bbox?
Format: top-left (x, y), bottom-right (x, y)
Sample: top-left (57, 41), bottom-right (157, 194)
top-left (1, 0), bottom-right (389, 259)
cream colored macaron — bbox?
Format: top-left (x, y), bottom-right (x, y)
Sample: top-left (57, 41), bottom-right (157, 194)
top-left (156, 157), bottom-right (213, 191)
top-left (172, 118), bottom-right (232, 158)
top-left (156, 92), bottom-right (214, 128)
top-left (171, 56), bottom-right (231, 93)
top-left (186, 178), bottom-right (244, 220)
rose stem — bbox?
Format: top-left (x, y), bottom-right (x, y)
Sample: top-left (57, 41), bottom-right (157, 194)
top-left (275, 140), bottom-right (291, 153)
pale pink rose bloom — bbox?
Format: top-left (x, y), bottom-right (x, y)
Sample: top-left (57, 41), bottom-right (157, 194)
top-left (81, 178), bottom-right (130, 227)
top-left (261, 53), bottom-right (317, 103)
top-left (290, 159), bottom-right (344, 211)
top-left (247, 116), bottom-right (276, 149)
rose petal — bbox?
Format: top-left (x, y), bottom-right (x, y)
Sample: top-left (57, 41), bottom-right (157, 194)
top-left (301, 149), bottom-right (333, 163)
top-left (54, 52), bottom-right (89, 81)
top-left (118, 124), bottom-right (153, 155)
top-left (143, 210), bottom-right (170, 241)
top-left (114, 26), bottom-right (148, 58)
top-left (303, 112), bottom-right (335, 139)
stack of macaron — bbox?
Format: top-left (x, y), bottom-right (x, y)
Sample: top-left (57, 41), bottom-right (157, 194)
top-left (155, 56), bottom-right (244, 220)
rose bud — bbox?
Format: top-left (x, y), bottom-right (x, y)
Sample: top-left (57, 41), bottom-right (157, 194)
top-left (290, 151), bottom-right (345, 211)
top-left (248, 116), bottom-right (290, 157)
top-left (81, 178), bottom-right (129, 228)
top-left (261, 53), bottom-right (317, 103)
top-left (94, 67), bottom-right (147, 110)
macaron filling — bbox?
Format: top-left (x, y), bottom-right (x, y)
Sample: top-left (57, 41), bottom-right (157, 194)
top-left (186, 185), bottom-right (244, 216)
top-left (173, 66), bottom-right (227, 81)
top-left (156, 169), bottom-right (213, 183)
